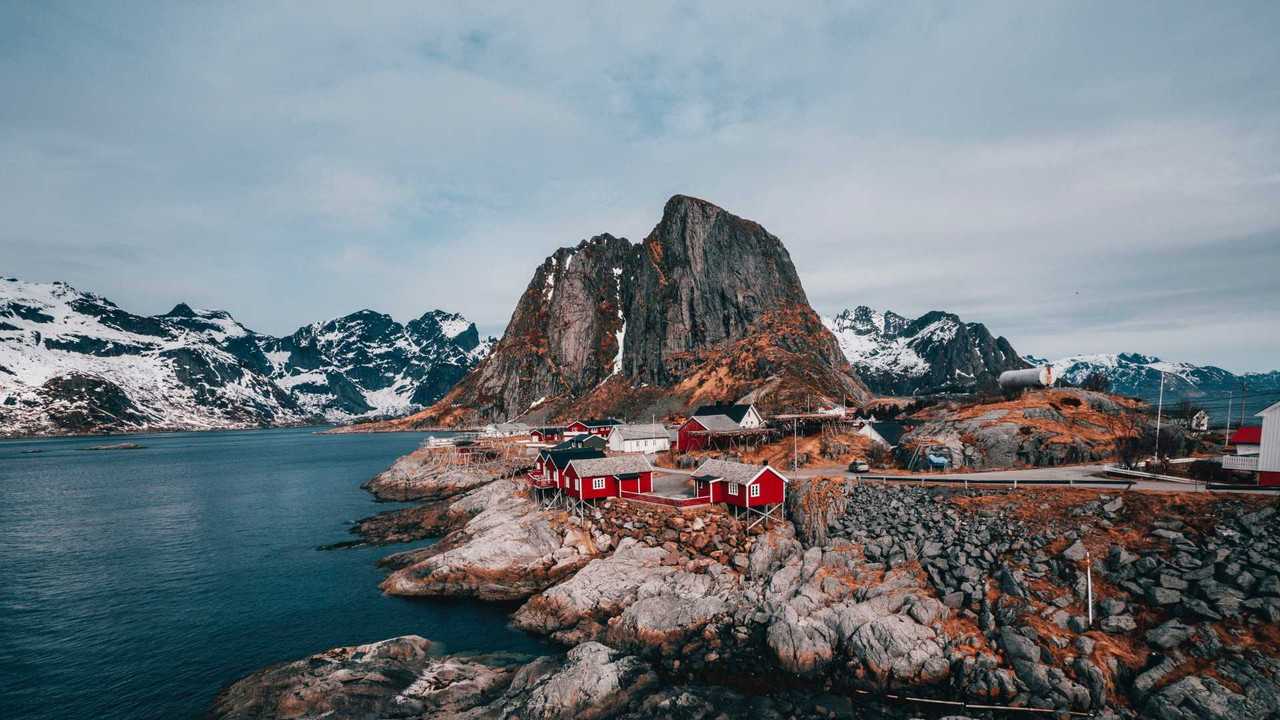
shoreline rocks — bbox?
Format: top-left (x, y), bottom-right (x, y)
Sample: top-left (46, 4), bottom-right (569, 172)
top-left (222, 443), bottom-right (1280, 719)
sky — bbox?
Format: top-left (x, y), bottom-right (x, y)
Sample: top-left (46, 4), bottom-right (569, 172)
top-left (2, 1), bottom-right (1278, 372)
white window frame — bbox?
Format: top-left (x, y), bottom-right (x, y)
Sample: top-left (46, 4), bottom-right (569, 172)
top-left (592, 477), bottom-right (606, 491)
top-left (575, 476), bottom-right (580, 491)
top-left (749, 484), bottom-right (761, 498)
top-left (728, 482), bottom-right (739, 496)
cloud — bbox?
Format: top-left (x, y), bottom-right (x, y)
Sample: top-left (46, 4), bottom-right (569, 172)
top-left (1, 1), bottom-right (1278, 370)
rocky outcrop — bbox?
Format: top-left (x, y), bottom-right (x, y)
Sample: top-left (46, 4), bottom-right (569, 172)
top-left (379, 480), bottom-right (598, 601)
top-left (512, 539), bottom-right (678, 644)
top-left (209, 635), bottom-right (452, 719)
top-left (362, 447), bottom-right (497, 502)
top-left (392, 196), bottom-right (869, 427)
top-left (901, 388), bottom-right (1150, 469)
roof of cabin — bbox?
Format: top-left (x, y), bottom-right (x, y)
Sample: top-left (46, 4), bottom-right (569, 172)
top-left (693, 458), bottom-right (787, 485)
top-left (1230, 426), bottom-right (1263, 445)
top-left (686, 414), bottom-right (742, 432)
top-left (612, 423), bottom-right (669, 440)
top-left (575, 418), bottom-right (622, 427)
top-left (692, 403), bottom-right (754, 424)
top-left (568, 454), bottom-right (654, 477)
top-left (544, 447), bottom-right (605, 469)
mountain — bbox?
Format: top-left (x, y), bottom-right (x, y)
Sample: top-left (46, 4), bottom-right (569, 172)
top-left (823, 306), bottom-right (1027, 396)
top-left (0, 278), bottom-right (490, 436)
top-left (402, 195), bottom-right (870, 427)
top-left (1030, 352), bottom-right (1280, 419)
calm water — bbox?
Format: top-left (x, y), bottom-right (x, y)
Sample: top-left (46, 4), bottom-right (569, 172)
top-left (0, 427), bottom-right (547, 720)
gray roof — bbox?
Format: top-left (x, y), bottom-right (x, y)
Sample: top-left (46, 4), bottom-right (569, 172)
top-left (693, 459), bottom-right (787, 485)
top-left (568, 455), bottom-right (654, 477)
top-left (687, 414), bottom-right (742, 432)
top-left (611, 423), bottom-right (669, 440)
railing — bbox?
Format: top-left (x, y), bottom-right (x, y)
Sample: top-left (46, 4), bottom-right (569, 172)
top-left (618, 490), bottom-right (712, 507)
top-left (525, 472), bottom-right (557, 489)
top-left (855, 474), bottom-right (1136, 489)
top-left (1222, 455), bottom-right (1259, 472)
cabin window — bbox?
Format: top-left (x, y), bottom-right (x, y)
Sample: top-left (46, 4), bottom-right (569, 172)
top-left (728, 482), bottom-right (739, 495)
top-left (749, 484), bottom-right (761, 498)
top-left (575, 477), bottom-right (580, 491)
top-left (592, 477), bottom-right (606, 491)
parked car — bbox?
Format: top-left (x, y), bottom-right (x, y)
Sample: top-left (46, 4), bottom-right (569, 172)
top-left (847, 459), bottom-right (870, 473)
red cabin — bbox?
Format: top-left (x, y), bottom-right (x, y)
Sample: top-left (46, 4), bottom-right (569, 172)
top-left (566, 418), bottom-right (622, 438)
top-left (692, 459), bottom-right (788, 509)
top-left (564, 455), bottom-right (654, 501)
top-left (530, 426), bottom-right (566, 443)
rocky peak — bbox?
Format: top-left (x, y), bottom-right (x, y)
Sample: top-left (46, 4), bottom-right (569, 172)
top-left (163, 302), bottom-right (198, 318)
top-left (624, 194), bottom-right (810, 384)
top-left (409, 196), bottom-right (868, 426)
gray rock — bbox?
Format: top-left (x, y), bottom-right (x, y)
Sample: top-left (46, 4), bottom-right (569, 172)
top-left (1099, 614), bottom-right (1137, 633)
top-left (1147, 586), bottom-right (1183, 605)
top-left (1062, 540), bottom-right (1088, 562)
top-left (1145, 620), bottom-right (1194, 650)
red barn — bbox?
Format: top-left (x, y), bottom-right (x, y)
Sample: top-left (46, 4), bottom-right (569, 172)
top-left (566, 418), bottom-right (622, 438)
top-left (564, 455), bottom-right (654, 503)
top-left (692, 459), bottom-right (788, 527)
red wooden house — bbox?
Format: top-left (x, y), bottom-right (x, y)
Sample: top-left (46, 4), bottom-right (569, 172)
top-left (563, 455), bottom-right (655, 507)
top-left (566, 418), bottom-right (622, 438)
top-left (529, 426), bottom-right (566, 443)
top-left (692, 459), bottom-right (788, 527)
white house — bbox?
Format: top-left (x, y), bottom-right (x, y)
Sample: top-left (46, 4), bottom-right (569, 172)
top-left (607, 423), bottom-right (671, 453)
top-left (1259, 402), bottom-right (1280, 487)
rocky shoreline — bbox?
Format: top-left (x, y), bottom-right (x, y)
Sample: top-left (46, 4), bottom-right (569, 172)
top-left (214, 448), bottom-right (1280, 720)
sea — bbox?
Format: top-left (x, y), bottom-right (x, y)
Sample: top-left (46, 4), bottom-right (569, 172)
top-left (0, 426), bottom-right (547, 720)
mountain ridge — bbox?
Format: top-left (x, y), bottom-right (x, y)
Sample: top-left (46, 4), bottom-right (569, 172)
top-left (823, 305), bottom-right (1027, 396)
top-left (0, 278), bottom-right (490, 436)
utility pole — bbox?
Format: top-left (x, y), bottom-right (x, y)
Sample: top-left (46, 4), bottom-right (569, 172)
top-left (1154, 371), bottom-right (1165, 460)
top-left (793, 419), bottom-right (798, 472)
top-left (1241, 382), bottom-right (1248, 430)
top-left (1225, 392), bottom-right (1233, 445)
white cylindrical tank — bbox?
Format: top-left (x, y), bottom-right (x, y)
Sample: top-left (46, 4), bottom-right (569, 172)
top-left (998, 366), bottom-right (1055, 392)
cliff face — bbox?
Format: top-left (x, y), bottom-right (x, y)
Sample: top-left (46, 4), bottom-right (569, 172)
top-left (428, 234), bottom-right (635, 424)
top-left (623, 196), bottom-right (812, 384)
top-left (412, 196), bottom-right (869, 426)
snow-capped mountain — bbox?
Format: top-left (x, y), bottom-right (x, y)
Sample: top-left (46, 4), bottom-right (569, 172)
top-left (823, 306), bottom-right (1027, 396)
top-left (0, 279), bottom-right (491, 436)
top-left (1030, 352), bottom-right (1280, 409)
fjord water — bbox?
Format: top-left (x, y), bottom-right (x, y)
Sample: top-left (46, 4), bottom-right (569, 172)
top-left (0, 427), bottom-right (546, 720)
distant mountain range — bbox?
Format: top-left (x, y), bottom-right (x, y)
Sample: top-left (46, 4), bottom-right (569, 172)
top-left (823, 306), bottom-right (1027, 396)
top-left (1026, 352), bottom-right (1280, 421)
top-left (0, 279), bottom-right (491, 436)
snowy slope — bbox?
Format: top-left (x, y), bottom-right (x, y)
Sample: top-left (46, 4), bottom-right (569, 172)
top-left (824, 306), bottom-right (1026, 396)
top-left (0, 279), bottom-right (491, 436)
top-left (1031, 352), bottom-right (1280, 408)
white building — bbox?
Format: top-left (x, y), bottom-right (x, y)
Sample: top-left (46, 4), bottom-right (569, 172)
top-left (607, 423), bottom-right (671, 453)
top-left (1259, 401), bottom-right (1280, 486)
